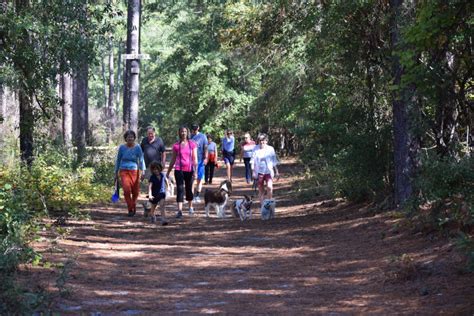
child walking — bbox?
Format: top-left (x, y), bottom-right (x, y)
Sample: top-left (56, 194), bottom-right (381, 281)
top-left (148, 161), bottom-right (169, 225)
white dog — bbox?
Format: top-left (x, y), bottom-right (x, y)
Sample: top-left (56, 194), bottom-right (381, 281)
top-left (261, 199), bottom-right (275, 220)
top-left (204, 180), bottom-right (232, 218)
top-left (232, 195), bottom-right (253, 221)
top-left (166, 175), bottom-right (175, 197)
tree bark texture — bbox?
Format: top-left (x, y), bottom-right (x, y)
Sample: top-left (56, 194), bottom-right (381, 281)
top-left (73, 65), bottom-right (88, 162)
top-left (389, 0), bottom-right (421, 208)
top-left (107, 38), bottom-right (116, 143)
top-left (60, 73), bottom-right (73, 149)
top-left (123, 0), bottom-right (141, 133)
top-left (19, 88), bottom-right (33, 164)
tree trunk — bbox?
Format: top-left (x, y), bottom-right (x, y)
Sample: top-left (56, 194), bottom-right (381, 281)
top-left (107, 38), bottom-right (116, 143)
top-left (60, 72), bottom-right (73, 149)
top-left (19, 88), bottom-right (33, 164)
top-left (73, 65), bottom-right (88, 163)
top-left (116, 42), bottom-right (123, 114)
top-left (123, 0), bottom-right (141, 133)
top-left (101, 57), bottom-right (108, 109)
top-left (389, 0), bottom-right (421, 208)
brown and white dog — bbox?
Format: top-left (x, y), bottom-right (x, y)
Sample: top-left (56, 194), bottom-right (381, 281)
top-left (232, 195), bottom-right (253, 221)
top-left (204, 180), bottom-right (232, 218)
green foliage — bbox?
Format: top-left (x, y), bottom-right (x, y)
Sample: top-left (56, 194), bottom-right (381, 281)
top-left (413, 154), bottom-right (473, 230)
top-left (0, 148), bottom-right (111, 313)
top-left (457, 233), bottom-right (474, 272)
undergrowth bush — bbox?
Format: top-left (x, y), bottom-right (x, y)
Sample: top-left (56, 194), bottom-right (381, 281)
top-left (0, 148), bottom-right (113, 312)
top-left (411, 154), bottom-right (474, 269)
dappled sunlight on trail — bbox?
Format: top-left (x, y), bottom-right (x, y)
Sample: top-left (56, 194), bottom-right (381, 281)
top-left (27, 160), bottom-right (474, 315)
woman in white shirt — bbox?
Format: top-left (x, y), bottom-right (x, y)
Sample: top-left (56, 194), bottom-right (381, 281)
top-left (252, 133), bottom-right (280, 205)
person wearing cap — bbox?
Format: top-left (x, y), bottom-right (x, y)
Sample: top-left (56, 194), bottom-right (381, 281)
top-left (222, 128), bottom-right (235, 182)
top-left (190, 123), bottom-right (208, 203)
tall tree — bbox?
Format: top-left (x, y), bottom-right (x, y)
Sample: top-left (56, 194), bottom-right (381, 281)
top-left (73, 64), bottom-right (88, 162)
top-left (60, 72), bottom-right (73, 149)
top-left (107, 37), bottom-right (116, 143)
top-left (123, 0), bottom-right (141, 132)
top-left (389, 0), bottom-right (421, 207)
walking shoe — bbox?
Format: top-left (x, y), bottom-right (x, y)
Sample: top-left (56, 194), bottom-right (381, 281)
top-left (193, 196), bottom-right (201, 203)
top-left (188, 207), bottom-right (194, 216)
top-left (161, 219), bottom-right (168, 226)
top-left (128, 209), bottom-right (136, 217)
top-left (175, 210), bottom-right (183, 219)
top-left (150, 215), bottom-right (157, 223)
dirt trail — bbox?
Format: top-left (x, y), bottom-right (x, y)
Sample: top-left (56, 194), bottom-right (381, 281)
top-left (31, 159), bottom-right (473, 315)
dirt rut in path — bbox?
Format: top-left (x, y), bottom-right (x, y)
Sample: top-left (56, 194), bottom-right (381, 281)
top-left (29, 159), bottom-right (474, 315)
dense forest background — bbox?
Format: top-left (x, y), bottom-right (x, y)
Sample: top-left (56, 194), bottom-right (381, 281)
top-left (0, 0), bottom-right (472, 312)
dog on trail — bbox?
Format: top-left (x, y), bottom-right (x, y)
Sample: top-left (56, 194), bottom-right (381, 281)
top-left (166, 175), bottom-right (175, 197)
top-left (204, 180), bottom-right (232, 218)
top-left (232, 195), bottom-right (253, 221)
top-left (261, 199), bottom-right (275, 220)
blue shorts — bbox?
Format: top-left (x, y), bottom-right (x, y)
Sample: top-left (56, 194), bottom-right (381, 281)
top-left (223, 150), bottom-right (235, 165)
top-left (197, 160), bottom-right (205, 180)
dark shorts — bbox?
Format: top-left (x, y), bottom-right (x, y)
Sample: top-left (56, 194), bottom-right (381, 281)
top-left (257, 173), bottom-right (272, 187)
top-left (149, 193), bottom-right (166, 205)
top-left (223, 150), bottom-right (235, 165)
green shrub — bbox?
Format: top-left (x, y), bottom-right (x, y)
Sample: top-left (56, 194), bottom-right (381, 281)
top-left (414, 154), bottom-right (473, 230)
top-left (0, 148), bottom-right (112, 313)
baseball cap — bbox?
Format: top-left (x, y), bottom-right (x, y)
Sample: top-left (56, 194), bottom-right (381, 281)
top-left (191, 123), bottom-right (199, 130)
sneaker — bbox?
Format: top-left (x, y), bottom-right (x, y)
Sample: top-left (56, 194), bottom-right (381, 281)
top-left (188, 207), bottom-right (194, 216)
top-left (150, 215), bottom-right (157, 223)
top-left (194, 196), bottom-right (201, 203)
top-left (128, 209), bottom-right (136, 217)
top-left (175, 210), bottom-right (183, 219)
top-left (161, 219), bottom-right (168, 226)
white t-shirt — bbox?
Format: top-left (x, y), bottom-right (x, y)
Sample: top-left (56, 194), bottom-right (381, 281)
top-left (252, 145), bottom-right (278, 177)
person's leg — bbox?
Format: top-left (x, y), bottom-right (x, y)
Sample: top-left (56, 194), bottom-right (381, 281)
top-left (143, 167), bottom-right (152, 208)
top-left (120, 170), bottom-right (134, 214)
top-left (130, 170), bottom-right (140, 212)
top-left (194, 160), bottom-right (205, 202)
top-left (149, 203), bottom-right (157, 223)
top-left (265, 175), bottom-right (274, 200)
top-left (184, 171), bottom-right (194, 214)
top-left (257, 173), bottom-right (265, 205)
top-left (209, 162), bottom-right (215, 184)
top-left (174, 170), bottom-right (185, 217)
top-left (159, 197), bottom-right (167, 225)
top-left (205, 163), bottom-right (210, 184)
top-left (244, 158), bottom-right (251, 184)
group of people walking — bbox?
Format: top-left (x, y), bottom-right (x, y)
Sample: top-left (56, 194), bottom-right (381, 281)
top-left (114, 124), bottom-right (280, 224)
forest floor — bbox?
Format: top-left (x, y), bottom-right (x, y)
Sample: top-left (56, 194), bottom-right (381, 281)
top-left (25, 159), bottom-right (473, 315)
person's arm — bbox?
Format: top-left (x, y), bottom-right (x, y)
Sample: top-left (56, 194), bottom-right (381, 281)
top-left (115, 145), bottom-right (123, 180)
top-left (203, 143), bottom-right (208, 165)
top-left (192, 147), bottom-right (198, 177)
top-left (167, 148), bottom-right (176, 178)
top-left (138, 146), bottom-right (146, 180)
top-left (161, 149), bottom-right (167, 170)
top-left (148, 181), bottom-right (154, 199)
top-left (272, 148), bottom-right (280, 180)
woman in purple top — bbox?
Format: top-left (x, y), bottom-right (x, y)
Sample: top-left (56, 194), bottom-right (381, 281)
top-left (166, 126), bottom-right (198, 218)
